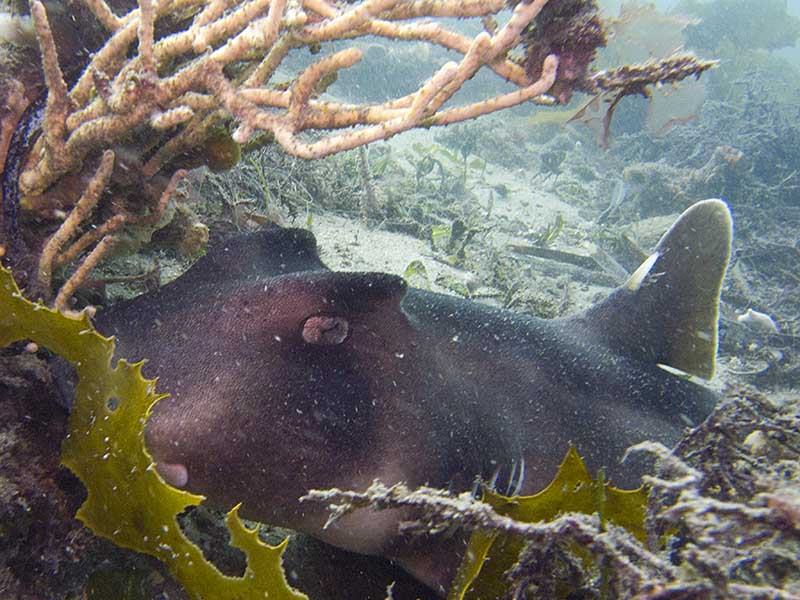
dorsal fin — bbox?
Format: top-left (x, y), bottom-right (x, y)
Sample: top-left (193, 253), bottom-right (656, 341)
top-left (94, 227), bottom-right (326, 333)
top-left (567, 199), bottom-right (732, 379)
top-left (175, 226), bottom-right (327, 289)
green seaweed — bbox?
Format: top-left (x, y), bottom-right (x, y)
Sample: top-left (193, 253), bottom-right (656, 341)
top-left (434, 274), bottom-right (471, 298)
top-left (403, 260), bottom-right (431, 290)
top-left (528, 214), bottom-right (565, 247)
top-left (430, 223), bottom-right (451, 250)
top-left (409, 141), bottom-right (487, 192)
top-left (0, 265), bottom-right (305, 600)
top-left (449, 447), bottom-right (648, 600)
top-left (248, 155), bottom-right (272, 210)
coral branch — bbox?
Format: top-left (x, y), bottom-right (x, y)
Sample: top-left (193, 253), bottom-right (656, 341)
top-left (53, 235), bottom-right (118, 311)
top-left (127, 169), bottom-right (188, 227)
top-left (431, 54), bottom-right (558, 126)
top-left (137, 0), bottom-right (157, 80)
top-left (5, 0), bottom-right (715, 301)
top-left (55, 214), bottom-right (127, 268)
top-left (28, 1), bottom-right (70, 173)
top-left (18, 0), bottom-right (566, 197)
top-left (36, 150), bottom-right (115, 297)
top-left (79, 0), bottom-right (124, 32)
top-left (288, 48), bottom-right (363, 125)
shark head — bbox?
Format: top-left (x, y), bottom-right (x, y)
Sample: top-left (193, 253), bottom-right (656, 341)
top-left (141, 268), bottom-right (425, 547)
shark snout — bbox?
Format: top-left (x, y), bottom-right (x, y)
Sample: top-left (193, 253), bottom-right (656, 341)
top-left (155, 461), bottom-right (189, 488)
top-left (144, 402), bottom-right (192, 489)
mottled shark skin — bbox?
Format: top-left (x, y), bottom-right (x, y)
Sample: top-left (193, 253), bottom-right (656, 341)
top-left (93, 199), bottom-right (733, 593)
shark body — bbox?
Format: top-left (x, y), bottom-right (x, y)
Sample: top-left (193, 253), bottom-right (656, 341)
top-left (94, 199), bottom-right (732, 593)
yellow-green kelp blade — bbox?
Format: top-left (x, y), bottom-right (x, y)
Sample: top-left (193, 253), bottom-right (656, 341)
top-left (0, 265), bottom-right (305, 600)
top-left (449, 446), bottom-right (648, 600)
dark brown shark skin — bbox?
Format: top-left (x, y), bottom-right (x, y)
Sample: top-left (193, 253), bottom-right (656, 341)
top-left (92, 200), bottom-right (732, 593)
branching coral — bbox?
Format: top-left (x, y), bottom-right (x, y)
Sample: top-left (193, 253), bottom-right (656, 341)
top-left (0, 0), bottom-right (714, 307)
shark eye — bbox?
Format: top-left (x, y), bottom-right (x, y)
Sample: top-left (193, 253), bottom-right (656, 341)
top-left (301, 315), bottom-right (349, 345)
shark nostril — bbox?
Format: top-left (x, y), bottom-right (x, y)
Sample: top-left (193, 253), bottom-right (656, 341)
top-left (155, 462), bottom-right (189, 488)
top-left (302, 315), bottom-right (349, 345)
